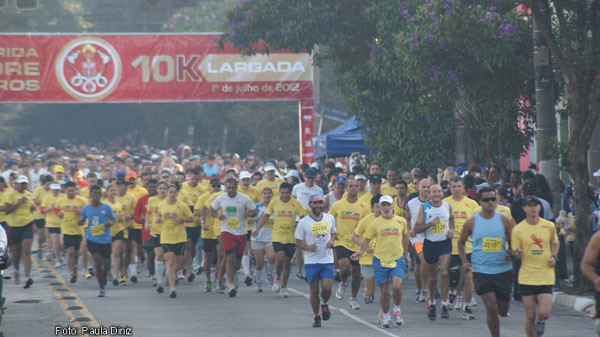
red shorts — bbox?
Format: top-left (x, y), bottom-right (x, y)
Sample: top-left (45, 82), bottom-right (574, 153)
top-left (221, 232), bottom-right (247, 257)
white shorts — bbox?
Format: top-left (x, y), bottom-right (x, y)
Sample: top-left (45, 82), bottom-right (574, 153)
top-left (251, 240), bottom-right (273, 250)
top-left (360, 264), bottom-right (374, 279)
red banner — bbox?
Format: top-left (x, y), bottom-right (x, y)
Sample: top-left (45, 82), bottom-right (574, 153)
top-left (0, 34), bottom-right (314, 162)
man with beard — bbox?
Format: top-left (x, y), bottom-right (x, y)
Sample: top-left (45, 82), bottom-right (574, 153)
top-left (295, 194), bottom-right (336, 327)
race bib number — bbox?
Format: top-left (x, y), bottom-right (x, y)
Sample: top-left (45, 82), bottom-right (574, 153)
top-left (226, 217), bottom-right (240, 229)
top-left (482, 237), bottom-right (503, 252)
top-left (91, 224), bottom-right (105, 236)
top-left (380, 259), bottom-right (397, 268)
top-left (430, 220), bottom-right (446, 234)
top-left (264, 219), bottom-right (274, 229)
top-left (278, 222), bottom-right (291, 234)
top-left (164, 223), bottom-right (175, 232)
top-left (311, 222), bottom-right (328, 235)
top-left (343, 235), bottom-right (357, 248)
top-left (454, 222), bottom-right (463, 235)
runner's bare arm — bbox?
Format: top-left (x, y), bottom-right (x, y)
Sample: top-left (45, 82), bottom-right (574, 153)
top-left (581, 230), bottom-right (600, 291)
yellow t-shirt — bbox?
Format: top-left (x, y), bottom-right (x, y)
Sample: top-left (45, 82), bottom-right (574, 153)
top-left (41, 194), bottom-right (63, 228)
top-left (116, 194), bottom-right (137, 230)
top-left (407, 183), bottom-right (417, 195)
top-left (365, 215), bottom-right (408, 261)
top-left (354, 213), bottom-right (377, 265)
top-left (444, 196), bottom-right (479, 255)
top-left (127, 185), bottom-right (148, 202)
top-left (195, 191), bottom-right (217, 240)
top-left (267, 198), bottom-right (304, 244)
top-left (512, 218), bottom-right (558, 285)
top-left (32, 185), bottom-right (51, 220)
top-left (256, 178), bottom-right (284, 199)
top-left (0, 189), bottom-right (8, 223)
top-left (159, 199), bottom-right (193, 244)
top-left (566, 213), bottom-right (575, 240)
top-left (205, 191), bottom-right (224, 237)
top-left (239, 185), bottom-right (261, 203)
top-left (79, 186), bottom-right (105, 201)
top-left (146, 196), bottom-right (166, 235)
top-left (56, 196), bottom-right (88, 235)
top-left (394, 197), bottom-right (406, 218)
top-left (380, 183), bottom-right (397, 197)
top-left (103, 199), bottom-right (126, 237)
top-left (473, 204), bottom-right (513, 220)
top-left (181, 181), bottom-right (207, 205)
top-left (358, 192), bottom-right (379, 214)
top-left (342, 190), bottom-right (369, 201)
top-left (4, 190), bottom-right (35, 227)
top-left (329, 197), bottom-right (369, 252)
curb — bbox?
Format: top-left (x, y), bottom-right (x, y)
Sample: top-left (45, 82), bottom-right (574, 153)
top-left (553, 291), bottom-right (596, 315)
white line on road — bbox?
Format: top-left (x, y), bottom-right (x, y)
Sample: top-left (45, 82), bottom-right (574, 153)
top-left (287, 287), bottom-right (399, 337)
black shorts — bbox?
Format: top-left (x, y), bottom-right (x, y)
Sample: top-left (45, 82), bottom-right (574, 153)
top-left (335, 246), bottom-right (359, 266)
top-left (142, 239), bottom-right (154, 252)
top-left (47, 227), bottom-right (61, 234)
top-left (162, 242), bottom-right (186, 256)
top-left (151, 234), bottom-right (161, 248)
top-left (247, 231), bottom-right (252, 242)
top-left (8, 223), bottom-right (34, 245)
top-left (202, 238), bottom-right (219, 253)
top-left (449, 254), bottom-right (471, 269)
top-left (473, 271), bottom-right (513, 301)
top-left (112, 230), bottom-right (130, 241)
top-left (63, 234), bottom-right (82, 251)
top-left (273, 242), bottom-right (295, 259)
top-left (423, 239), bottom-right (452, 264)
top-left (518, 284), bottom-right (553, 297)
top-left (186, 227), bottom-right (201, 246)
top-left (33, 219), bottom-right (45, 229)
top-left (87, 240), bottom-right (112, 259)
top-left (129, 228), bottom-right (142, 244)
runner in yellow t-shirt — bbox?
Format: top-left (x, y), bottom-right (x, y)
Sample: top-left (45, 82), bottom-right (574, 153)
top-left (116, 179), bottom-right (137, 285)
top-left (104, 184), bottom-right (128, 286)
top-left (329, 178), bottom-right (369, 309)
top-left (32, 176), bottom-right (53, 260)
top-left (56, 181), bottom-right (88, 284)
top-left (256, 163), bottom-right (284, 198)
top-left (512, 196), bottom-right (559, 337)
top-left (41, 183), bottom-right (64, 268)
top-left (145, 181), bottom-right (168, 293)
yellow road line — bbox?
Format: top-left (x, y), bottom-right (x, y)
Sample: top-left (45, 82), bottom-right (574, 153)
top-left (33, 259), bottom-right (100, 334)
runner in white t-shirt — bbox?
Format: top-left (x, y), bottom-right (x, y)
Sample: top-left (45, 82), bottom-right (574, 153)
top-left (295, 193), bottom-right (336, 328)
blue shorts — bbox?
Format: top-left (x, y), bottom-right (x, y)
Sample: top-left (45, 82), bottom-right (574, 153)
top-left (373, 257), bottom-right (406, 285)
top-left (305, 263), bottom-right (334, 283)
top-left (423, 239), bottom-right (452, 264)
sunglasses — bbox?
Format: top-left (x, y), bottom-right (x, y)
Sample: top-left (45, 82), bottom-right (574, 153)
top-left (481, 197), bottom-right (497, 203)
top-left (161, 176), bottom-right (169, 180)
top-left (211, 184), bottom-right (220, 188)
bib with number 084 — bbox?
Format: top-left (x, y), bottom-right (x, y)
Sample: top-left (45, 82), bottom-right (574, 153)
top-left (226, 217), bottom-right (240, 229)
top-left (380, 259), bottom-right (397, 268)
top-left (91, 224), bottom-right (105, 236)
top-left (482, 237), bottom-right (503, 252)
top-left (311, 222), bottom-right (328, 235)
top-left (430, 220), bottom-right (446, 234)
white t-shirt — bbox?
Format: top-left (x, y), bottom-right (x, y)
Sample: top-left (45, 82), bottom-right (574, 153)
top-left (406, 197), bottom-right (428, 244)
top-left (295, 213), bottom-right (336, 264)
top-left (252, 203), bottom-right (273, 242)
top-left (292, 183), bottom-right (324, 208)
top-left (422, 200), bottom-right (451, 242)
top-left (29, 168), bottom-right (49, 189)
top-left (211, 192), bottom-right (256, 236)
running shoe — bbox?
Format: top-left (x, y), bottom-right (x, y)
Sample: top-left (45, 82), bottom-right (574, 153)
top-left (335, 283), bottom-right (347, 300)
top-left (313, 315), bottom-right (322, 328)
top-left (255, 282), bottom-right (262, 292)
top-left (23, 278), bottom-right (33, 289)
top-left (45, 251), bottom-right (53, 261)
top-left (416, 290), bottom-right (421, 303)
top-left (37, 249), bottom-right (43, 260)
top-left (377, 313), bottom-right (385, 324)
top-left (350, 297), bottom-right (360, 310)
top-left (82, 271), bottom-right (92, 279)
top-left (441, 304), bottom-right (450, 319)
top-left (156, 285), bottom-right (164, 294)
top-left (462, 305), bottom-right (475, 320)
top-left (205, 281), bottom-right (212, 292)
top-left (321, 304), bottom-right (330, 320)
top-left (448, 292), bottom-right (456, 310)
top-left (228, 284), bottom-right (237, 297)
top-left (394, 308), bottom-right (404, 326)
top-left (420, 290), bottom-right (428, 303)
top-left (70, 271), bottom-right (77, 284)
top-left (216, 281), bottom-right (225, 294)
top-left (13, 271), bottom-right (19, 285)
top-left (364, 294), bottom-right (374, 304)
top-left (130, 275), bottom-right (138, 283)
top-left (187, 273), bottom-right (195, 283)
top-left (176, 270), bottom-right (184, 280)
top-left (427, 304), bottom-right (436, 321)
top-left (295, 272), bottom-right (304, 280)
top-left (169, 290), bottom-right (177, 298)
top-left (535, 320), bottom-right (545, 336)
top-left (471, 297), bottom-right (478, 307)
top-left (98, 289), bottom-right (105, 297)
top-left (380, 316), bottom-right (391, 328)
top-left (272, 280), bottom-right (281, 292)
top-left (267, 274), bottom-right (274, 286)
top-left (113, 278), bottom-right (120, 286)
top-left (455, 296), bottom-right (463, 311)
top-left (88, 267), bottom-right (95, 277)
top-left (244, 275), bottom-right (252, 286)
top-left (54, 261), bottom-right (62, 269)
top-left (120, 275), bottom-right (128, 286)
top-left (280, 287), bottom-right (289, 298)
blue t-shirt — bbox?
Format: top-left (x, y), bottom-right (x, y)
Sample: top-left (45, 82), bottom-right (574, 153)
top-left (81, 203), bottom-right (115, 244)
top-left (202, 163), bottom-right (219, 177)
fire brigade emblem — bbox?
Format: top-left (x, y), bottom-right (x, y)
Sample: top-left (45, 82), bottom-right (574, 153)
top-left (55, 37), bottom-right (122, 101)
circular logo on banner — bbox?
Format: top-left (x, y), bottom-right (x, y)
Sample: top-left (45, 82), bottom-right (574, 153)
top-left (55, 37), bottom-right (122, 101)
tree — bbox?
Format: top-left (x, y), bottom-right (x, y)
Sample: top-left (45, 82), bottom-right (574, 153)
top-left (526, 0), bottom-right (600, 290)
top-left (220, 0), bottom-right (534, 172)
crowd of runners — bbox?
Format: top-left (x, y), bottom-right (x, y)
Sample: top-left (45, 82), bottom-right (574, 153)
top-left (1, 144), bottom-right (600, 336)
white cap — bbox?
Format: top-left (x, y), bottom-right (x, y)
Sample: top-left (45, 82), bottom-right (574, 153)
top-left (239, 171), bottom-right (252, 180)
top-left (593, 169), bottom-right (600, 177)
top-left (335, 162), bottom-right (343, 169)
top-left (264, 164), bottom-right (276, 172)
top-left (379, 195), bottom-right (394, 204)
top-left (50, 183), bottom-right (61, 190)
top-left (151, 154), bottom-right (160, 160)
top-left (58, 180), bottom-right (67, 185)
top-left (284, 170), bottom-right (300, 179)
top-left (16, 175), bottom-right (29, 184)
top-left (310, 162), bottom-right (319, 169)
top-left (355, 174), bottom-right (367, 181)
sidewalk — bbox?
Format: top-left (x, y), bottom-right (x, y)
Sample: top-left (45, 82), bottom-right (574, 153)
top-left (553, 291), bottom-right (596, 316)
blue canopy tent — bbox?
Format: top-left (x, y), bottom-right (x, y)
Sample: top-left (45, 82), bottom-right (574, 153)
top-left (312, 116), bottom-right (371, 158)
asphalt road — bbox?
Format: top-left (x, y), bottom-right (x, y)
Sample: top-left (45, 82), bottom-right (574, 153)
top-left (0, 256), bottom-right (596, 337)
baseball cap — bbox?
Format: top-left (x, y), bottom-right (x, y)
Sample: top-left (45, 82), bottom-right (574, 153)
top-left (126, 171), bottom-right (137, 180)
top-left (50, 183), bottom-right (61, 190)
top-left (304, 168), bottom-right (317, 179)
top-left (284, 170), bottom-right (300, 179)
top-left (593, 169), bottom-right (600, 177)
top-left (334, 176), bottom-right (346, 184)
top-left (16, 175), bottom-right (29, 184)
top-left (308, 193), bottom-right (324, 203)
top-left (355, 174), bottom-right (367, 181)
top-left (210, 177), bottom-right (221, 185)
top-left (523, 195), bottom-right (542, 206)
top-left (379, 195), bottom-right (394, 204)
top-left (54, 165), bottom-right (64, 173)
top-left (309, 162), bottom-right (320, 170)
top-left (264, 164), bottom-right (276, 172)
top-left (239, 171), bottom-right (252, 180)
top-left (369, 174), bottom-right (382, 183)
